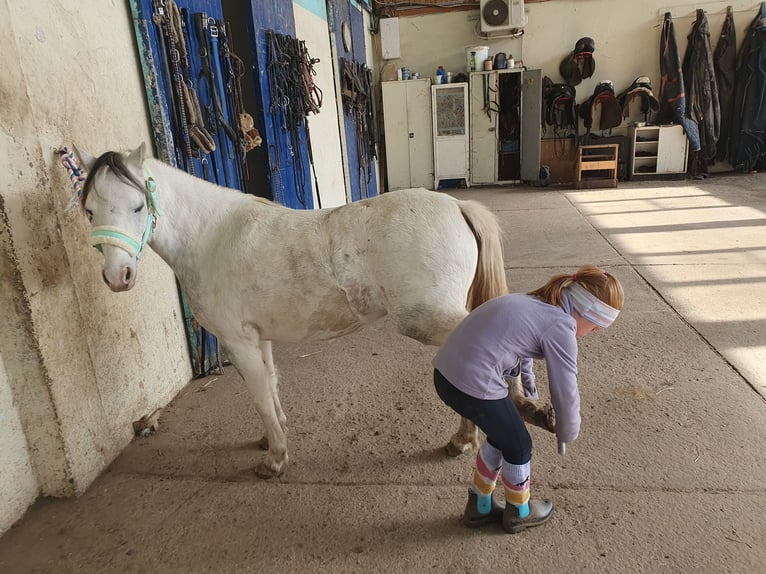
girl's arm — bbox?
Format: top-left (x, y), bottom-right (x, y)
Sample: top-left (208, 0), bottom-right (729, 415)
top-left (541, 324), bottom-right (581, 443)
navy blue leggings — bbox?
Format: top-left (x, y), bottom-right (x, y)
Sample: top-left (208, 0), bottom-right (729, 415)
top-left (434, 369), bottom-right (532, 465)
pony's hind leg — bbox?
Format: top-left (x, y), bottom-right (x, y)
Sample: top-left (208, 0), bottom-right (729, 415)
top-left (226, 337), bottom-right (288, 478)
top-left (445, 417), bottom-right (481, 457)
top-left (254, 341), bottom-right (287, 450)
top-left (394, 309), bottom-right (480, 458)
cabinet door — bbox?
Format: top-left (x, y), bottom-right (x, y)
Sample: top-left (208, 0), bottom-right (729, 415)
top-left (656, 124), bottom-right (688, 173)
top-left (405, 79), bottom-right (434, 189)
top-left (382, 82), bottom-right (412, 191)
top-left (470, 71), bottom-right (498, 184)
top-left (520, 69), bottom-right (542, 181)
top-left (433, 84), bottom-right (469, 182)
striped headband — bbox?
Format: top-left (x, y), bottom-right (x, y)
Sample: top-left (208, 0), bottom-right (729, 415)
top-left (567, 283), bottom-right (620, 328)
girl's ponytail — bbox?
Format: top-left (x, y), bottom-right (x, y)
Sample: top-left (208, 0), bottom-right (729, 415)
top-left (529, 264), bottom-right (624, 310)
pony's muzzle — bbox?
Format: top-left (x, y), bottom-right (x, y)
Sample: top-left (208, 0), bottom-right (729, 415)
top-left (101, 245), bottom-right (138, 293)
top-left (102, 261), bottom-right (136, 292)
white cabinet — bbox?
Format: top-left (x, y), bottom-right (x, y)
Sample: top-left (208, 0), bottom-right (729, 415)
top-left (381, 79), bottom-right (434, 190)
top-left (469, 68), bottom-right (542, 185)
top-left (432, 83), bottom-right (470, 189)
top-left (629, 124), bottom-right (689, 178)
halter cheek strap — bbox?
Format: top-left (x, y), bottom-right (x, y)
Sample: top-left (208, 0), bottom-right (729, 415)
top-left (89, 164), bottom-right (162, 260)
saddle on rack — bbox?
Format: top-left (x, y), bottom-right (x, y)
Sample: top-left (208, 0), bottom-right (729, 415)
top-left (559, 36), bottom-right (596, 86)
top-left (617, 76), bottom-right (660, 121)
top-left (579, 81), bottom-right (623, 131)
top-left (543, 76), bottom-right (578, 130)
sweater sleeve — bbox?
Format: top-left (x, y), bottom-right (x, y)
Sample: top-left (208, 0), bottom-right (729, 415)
top-left (540, 324), bottom-right (581, 443)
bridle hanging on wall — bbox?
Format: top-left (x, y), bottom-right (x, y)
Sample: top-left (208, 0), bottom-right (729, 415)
top-left (340, 57), bottom-right (376, 199)
top-left (265, 29), bottom-right (323, 208)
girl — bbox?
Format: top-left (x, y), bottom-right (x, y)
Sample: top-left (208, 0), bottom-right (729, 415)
top-left (433, 265), bottom-right (624, 533)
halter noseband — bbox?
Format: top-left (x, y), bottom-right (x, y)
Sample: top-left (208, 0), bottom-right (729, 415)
top-left (89, 164), bottom-right (163, 260)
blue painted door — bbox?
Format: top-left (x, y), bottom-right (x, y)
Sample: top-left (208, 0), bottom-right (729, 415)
top-left (131, 0), bottom-right (249, 376)
top-left (244, 1), bottom-right (315, 210)
top-left (327, 0), bottom-right (378, 201)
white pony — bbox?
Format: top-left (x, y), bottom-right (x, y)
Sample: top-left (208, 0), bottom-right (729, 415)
top-left (78, 144), bottom-right (553, 478)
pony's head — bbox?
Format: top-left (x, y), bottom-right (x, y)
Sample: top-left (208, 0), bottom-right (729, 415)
top-left (77, 143), bottom-right (160, 292)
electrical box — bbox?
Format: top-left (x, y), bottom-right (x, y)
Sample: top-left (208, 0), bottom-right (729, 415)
top-left (380, 17), bottom-right (401, 60)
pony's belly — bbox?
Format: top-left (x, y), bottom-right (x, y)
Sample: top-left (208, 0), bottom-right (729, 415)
top-left (257, 308), bottom-right (364, 342)
top-left (244, 290), bottom-right (380, 343)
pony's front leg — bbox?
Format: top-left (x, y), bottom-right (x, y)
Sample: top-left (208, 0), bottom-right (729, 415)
top-left (254, 341), bottom-right (287, 451)
top-left (226, 339), bottom-right (288, 478)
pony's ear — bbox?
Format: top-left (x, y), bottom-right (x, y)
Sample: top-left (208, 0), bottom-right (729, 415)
top-left (126, 142), bottom-right (147, 166)
top-left (74, 145), bottom-right (97, 172)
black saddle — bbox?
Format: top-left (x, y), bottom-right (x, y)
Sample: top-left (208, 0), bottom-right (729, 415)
top-left (543, 76), bottom-right (578, 130)
top-left (559, 36), bottom-right (596, 86)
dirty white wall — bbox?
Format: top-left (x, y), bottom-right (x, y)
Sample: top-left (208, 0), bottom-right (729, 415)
top-left (387, 0), bottom-right (758, 149)
top-left (0, 336), bottom-right (37, 535)
top-left (0, 0), bottom-right (192, 535)
top-left (295, 0), bottom-right (348, 207)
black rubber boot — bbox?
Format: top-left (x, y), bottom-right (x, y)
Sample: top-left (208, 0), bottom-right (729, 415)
top-left (502, 499), bottom-right (554, 534)
top-left (461, 489), bottom-right (505, 528)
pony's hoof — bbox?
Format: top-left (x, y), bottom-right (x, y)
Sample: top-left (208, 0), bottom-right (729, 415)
top-left (524, 403), bottom-right (556, 433)
top-left (445, 441), bottom-right (470, 457)
top-left (255, 435), bottom-right (269, 450)
top-left (537, 404), bottom-right (556, 433)
top-left (254, 462), bottom-right (284, 479)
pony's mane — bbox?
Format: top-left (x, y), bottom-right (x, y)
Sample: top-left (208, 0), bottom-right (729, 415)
top-left (82, 151), bottom-right (143, 207)
top-left (82, 151), bottom-right (281, 209)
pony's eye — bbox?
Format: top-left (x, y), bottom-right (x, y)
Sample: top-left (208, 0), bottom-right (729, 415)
top-left (85, 209), bottom-right (93, 222)
top-left (133, 204), bottom-right (145, 214)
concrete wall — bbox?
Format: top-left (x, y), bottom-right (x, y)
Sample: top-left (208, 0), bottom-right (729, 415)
top-left (0, 0), bottom-right (192, 535)
top-left (0, 355), bottom-right (38, 537)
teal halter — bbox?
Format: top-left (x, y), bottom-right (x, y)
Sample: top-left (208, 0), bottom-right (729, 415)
top-left (89, 164), bottom-right (163, 260)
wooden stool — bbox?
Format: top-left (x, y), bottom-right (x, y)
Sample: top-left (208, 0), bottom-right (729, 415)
top-left (575, 143), bottom-right (619, 188)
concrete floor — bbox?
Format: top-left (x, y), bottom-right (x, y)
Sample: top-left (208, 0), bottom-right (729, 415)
top-left (2, 173), bottom-right (765, 573)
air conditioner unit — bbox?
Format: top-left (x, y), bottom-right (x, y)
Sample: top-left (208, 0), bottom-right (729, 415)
top-left (480, 0), bottom-right (526, 33)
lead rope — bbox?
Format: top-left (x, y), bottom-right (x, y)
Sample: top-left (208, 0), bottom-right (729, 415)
top-left (56, 147), bottom-right (87, 211)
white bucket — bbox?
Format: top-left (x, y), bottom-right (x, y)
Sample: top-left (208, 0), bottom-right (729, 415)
top-left (466, 46), bottom-right (489, 73)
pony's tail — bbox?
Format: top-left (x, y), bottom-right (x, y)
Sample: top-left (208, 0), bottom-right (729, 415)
top-left (459, 200), bottom-right (508, 310)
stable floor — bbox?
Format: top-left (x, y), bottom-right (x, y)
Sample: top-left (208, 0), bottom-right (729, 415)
top-left (2, 174), bottom-right (765, 573)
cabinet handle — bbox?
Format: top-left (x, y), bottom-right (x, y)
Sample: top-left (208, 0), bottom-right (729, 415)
top-left (488, 127), bottom-right (495, 132)
top-left (409, 133), bottom-right (414, 138)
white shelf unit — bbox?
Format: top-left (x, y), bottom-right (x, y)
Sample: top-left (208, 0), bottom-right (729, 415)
top-left (432, 83), bottom-right (470, 189)
top-left (629, 124), bottom-right (689, 178)
top-left (381, 79), bottom-right (434, 190)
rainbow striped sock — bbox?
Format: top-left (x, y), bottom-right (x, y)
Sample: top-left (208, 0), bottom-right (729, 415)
top-left (501, 459), bottom-right (531, 517)
top-left (470, 441), bottom-right (502, 513)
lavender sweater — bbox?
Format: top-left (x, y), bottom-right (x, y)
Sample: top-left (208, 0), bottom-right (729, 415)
top-left (432, 291), bottom-right (581, 443)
